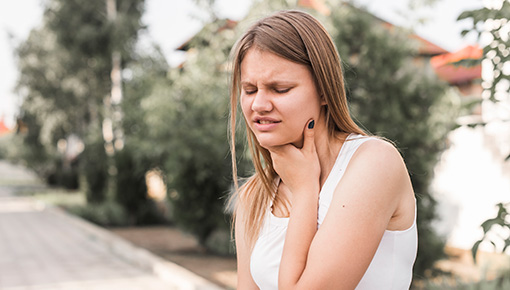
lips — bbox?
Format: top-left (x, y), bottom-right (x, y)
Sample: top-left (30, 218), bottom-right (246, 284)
top-left (253, 116), bottom-right (280, 124)
top-left (253, 116), bottom-right (281, 131)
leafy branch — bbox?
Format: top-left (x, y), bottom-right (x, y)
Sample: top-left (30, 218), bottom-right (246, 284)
top-left (472, 202), bottom-right (510, 262)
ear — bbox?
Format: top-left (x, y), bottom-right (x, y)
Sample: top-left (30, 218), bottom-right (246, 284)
top-left (320, 95), bottom-right (327, 106)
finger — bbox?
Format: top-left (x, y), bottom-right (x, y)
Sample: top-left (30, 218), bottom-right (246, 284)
top-left (303, 119), bottom-right (315, 152)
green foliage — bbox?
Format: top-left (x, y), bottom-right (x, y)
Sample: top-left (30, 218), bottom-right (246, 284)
top-left (134, 18), bottom-right (251, 246)
top-left (14, 28), bottom-right (69, 181)
top-left (472, 203), bottom-right (510, 262)
top-left (68, 200), bottom-right (130, 227)
top-left (0, 135), bottom-right (9, 159)
top-left (328, 3), bottom-right (458, 278)
top-left (46, 159), bottom-right (79, 189)
top-left (458, 0), bottom-right (510, 103)
top-left (30, 189), bottom-right (86, 209)
top-left (114, 146), bottom-right (147, 212)
top-left (14, 0), bottom-right (147, 204)
top-left (81, 138), bottom-right (108, 204)
top-left (114, 145), bottom-right (168, 225)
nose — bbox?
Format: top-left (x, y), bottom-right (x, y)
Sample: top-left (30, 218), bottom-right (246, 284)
top-left (251, 90), bottom-right (273, 113)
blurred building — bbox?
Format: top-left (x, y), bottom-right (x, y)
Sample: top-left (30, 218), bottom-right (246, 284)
top-left (431, 45), bottom-right (484, 115)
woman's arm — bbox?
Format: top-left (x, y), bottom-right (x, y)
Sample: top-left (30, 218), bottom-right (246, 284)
top-left (235, 204), bottom-right (260, 290)
top-left (278, 139), bottom-right (413, 289)
top-left (278, 183), bottom-right (319, 288)
top-left (267, 120), bottom-right (322, 289)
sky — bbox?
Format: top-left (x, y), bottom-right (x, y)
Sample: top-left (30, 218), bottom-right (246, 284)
top-left (0, 0), bottom-right (485, 129)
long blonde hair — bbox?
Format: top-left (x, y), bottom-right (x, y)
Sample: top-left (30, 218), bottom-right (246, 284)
top-left (229, 10), bottom-right (365, 249)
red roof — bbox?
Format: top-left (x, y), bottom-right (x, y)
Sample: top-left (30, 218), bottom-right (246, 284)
top-left (410, 34), bottom-right (450, 56)
top-left (430, 45), bottom-right (482, 84)
top-left (0, 118), bottom-right (11, 135)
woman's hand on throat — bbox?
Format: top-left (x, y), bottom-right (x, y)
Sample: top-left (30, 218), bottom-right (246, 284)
top-left (268, 119), bottom-right (321, 202)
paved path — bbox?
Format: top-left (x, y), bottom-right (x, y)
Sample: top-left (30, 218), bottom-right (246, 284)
top-left (0, 161), bottom-right (222, 290)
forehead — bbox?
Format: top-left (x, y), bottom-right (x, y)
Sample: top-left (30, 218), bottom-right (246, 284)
top-left (240, 48), bottom-right (311, 84)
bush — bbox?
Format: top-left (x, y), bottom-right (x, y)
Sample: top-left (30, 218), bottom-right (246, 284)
top-left (132, 18), bottom-right (251, 247)
top-left (46, 158), bottom-right (79, 189)
top-left (114, 146), bottom-right (148, 222)
top-left (114, 145), bottom-right (169, 225)
top-left (68, 201), bottom-right (129, 227)
top-left (81, 138), bottom-right (109, 204)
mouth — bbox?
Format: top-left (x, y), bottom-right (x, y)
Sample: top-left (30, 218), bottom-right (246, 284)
top-left (257, 120), bottom-right (280, 124)
top-left (253, 117), bottom-right (281, 131)
top-left (254, 116), bottom-right (281, 124)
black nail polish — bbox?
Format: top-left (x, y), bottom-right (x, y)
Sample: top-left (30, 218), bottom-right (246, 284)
top-left (308, 120), bottom-right (315, 129)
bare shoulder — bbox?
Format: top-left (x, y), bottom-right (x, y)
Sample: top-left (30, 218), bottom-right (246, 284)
top-left (337, 137), bottom-right (413, 211)
top-left (342, 137), bottom-right (415, 230)
top-left (350, 137), bottom-right (407, 174)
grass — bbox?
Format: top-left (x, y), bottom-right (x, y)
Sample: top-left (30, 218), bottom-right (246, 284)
top-left (0, 179), bottom-right (44, 186)
top-left (14, 186), bottom-right (131, 227)
top-left (28, 188), bottom-right (87, 209)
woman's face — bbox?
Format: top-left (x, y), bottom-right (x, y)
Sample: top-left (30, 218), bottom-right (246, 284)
top-left (240, 48), bottom-right (323, 149)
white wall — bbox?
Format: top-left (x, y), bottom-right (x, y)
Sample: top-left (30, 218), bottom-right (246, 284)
top-left (432, 101), bottom-right (510, 251)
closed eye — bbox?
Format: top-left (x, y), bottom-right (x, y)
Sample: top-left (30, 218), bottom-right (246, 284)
top-left (275, 88), bottom-right (291, 94)
top-left (244, 89), bottom-right (257, 95)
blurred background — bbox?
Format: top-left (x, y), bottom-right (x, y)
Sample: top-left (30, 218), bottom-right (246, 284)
top-left (0, 0), bottom-right (509, 289)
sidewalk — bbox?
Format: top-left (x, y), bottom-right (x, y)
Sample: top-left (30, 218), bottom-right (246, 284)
top-left (0, 161), bottom-right (223, 290)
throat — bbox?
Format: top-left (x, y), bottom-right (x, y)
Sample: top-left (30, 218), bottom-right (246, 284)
top-left (317, 135), bottom-right (347, 188)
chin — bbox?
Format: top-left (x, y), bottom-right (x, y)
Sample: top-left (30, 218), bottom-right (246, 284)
top-left (257, 140), bottom-right (278, 149)
top-left (256, 137), bottom-right (282, 149)
top-left (256, 136), bottom-right (301, 149)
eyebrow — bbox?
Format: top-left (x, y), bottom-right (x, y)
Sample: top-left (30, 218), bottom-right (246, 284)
top-left (240, 80), bottom-right (296, 87)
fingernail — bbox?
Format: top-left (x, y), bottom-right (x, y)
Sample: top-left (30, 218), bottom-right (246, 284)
top-left (308, 120), bottom-right (315, 129)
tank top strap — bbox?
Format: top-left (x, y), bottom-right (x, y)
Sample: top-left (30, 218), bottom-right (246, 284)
top-left (317, 134), bottom-right (375, 224)
top-left (337, 134), bottom-right (375, 171)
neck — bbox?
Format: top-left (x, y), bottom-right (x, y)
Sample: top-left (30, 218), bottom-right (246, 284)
top-left (313, 122), bottom-right (347, 187)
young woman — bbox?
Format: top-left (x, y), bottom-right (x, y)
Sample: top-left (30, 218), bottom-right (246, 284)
top-left (229, 10), bottom-right (417, 290)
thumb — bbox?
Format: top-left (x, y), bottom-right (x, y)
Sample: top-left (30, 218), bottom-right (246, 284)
top-left (303, 119), bottom-right (315, 152)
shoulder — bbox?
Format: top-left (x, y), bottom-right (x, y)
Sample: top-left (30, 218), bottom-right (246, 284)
top-left (339, 137), bottom-right (410, 202)
top-left (350, 137), bottom-right (406, 175)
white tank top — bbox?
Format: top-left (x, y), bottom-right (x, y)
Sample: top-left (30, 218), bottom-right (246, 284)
top-left (250, 134), bottom-right (418, 289)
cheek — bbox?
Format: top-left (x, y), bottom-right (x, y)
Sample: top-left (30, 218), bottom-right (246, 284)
top-left (240, 98), bottom-right (250, 119)
top-left (240, 97), bottom-right (254, 129)
top-left (282, 102), bottom-right (317, 135)
top-left (285, 94), bottom-right (321, 122)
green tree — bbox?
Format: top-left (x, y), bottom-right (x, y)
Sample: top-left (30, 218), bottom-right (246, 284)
top-left (15, 0), bottom-right (145, 205)
top-left (15, 26), bottom-right (84, 186)
top-left (118, 46), bottom-right (172, 224)
top-left (458, 0), bottom-right (510, 103)
top-left (133, 17), bottom-right (251, 250)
